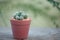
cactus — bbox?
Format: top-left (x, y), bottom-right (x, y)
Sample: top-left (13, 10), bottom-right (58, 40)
top-left (14, 11), bottom-right (28, 20)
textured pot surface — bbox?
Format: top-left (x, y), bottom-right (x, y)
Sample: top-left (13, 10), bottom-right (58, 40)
top-left (10, 18), bottom-right (31, 39)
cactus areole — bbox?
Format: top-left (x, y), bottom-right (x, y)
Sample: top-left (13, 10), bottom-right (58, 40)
top-left (10, 11), bottom-right (31, 39)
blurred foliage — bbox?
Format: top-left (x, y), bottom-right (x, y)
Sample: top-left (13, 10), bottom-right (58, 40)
top-left (47, 0), bottom-right (60, 10)
top-left (0, 0), bottom-right (60, 27)
top-left (0, 0), bottom-right (12, 26)
top-left (47, 0), bottom-right (60, 28)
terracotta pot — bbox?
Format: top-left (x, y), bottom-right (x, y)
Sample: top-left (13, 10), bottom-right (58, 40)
top-left (10, 18), bottom-right (31, 39)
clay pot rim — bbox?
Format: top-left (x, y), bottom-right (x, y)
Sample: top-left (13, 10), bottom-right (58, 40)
top-left (10, 17), bottom-right (31, 22)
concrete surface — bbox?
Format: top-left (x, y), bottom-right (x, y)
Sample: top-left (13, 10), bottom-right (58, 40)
top-left (0, 27), bottom-right (60, 40)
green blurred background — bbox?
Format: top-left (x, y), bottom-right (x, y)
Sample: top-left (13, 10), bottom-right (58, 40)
top-left (0, 0), bottom-right (60, 27)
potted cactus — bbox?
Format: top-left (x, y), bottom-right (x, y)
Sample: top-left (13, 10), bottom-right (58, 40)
top-left (10, 11), bottom-right (31, 40)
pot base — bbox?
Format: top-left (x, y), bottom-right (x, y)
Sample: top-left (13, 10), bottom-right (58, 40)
top-left (14, 38), bottom-right (27, 40)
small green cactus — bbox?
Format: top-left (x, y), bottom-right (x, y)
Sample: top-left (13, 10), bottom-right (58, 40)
top-left (23, 15), bottom-right (28, 19)
top-left (14, 11), bottom-right (28, 20)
